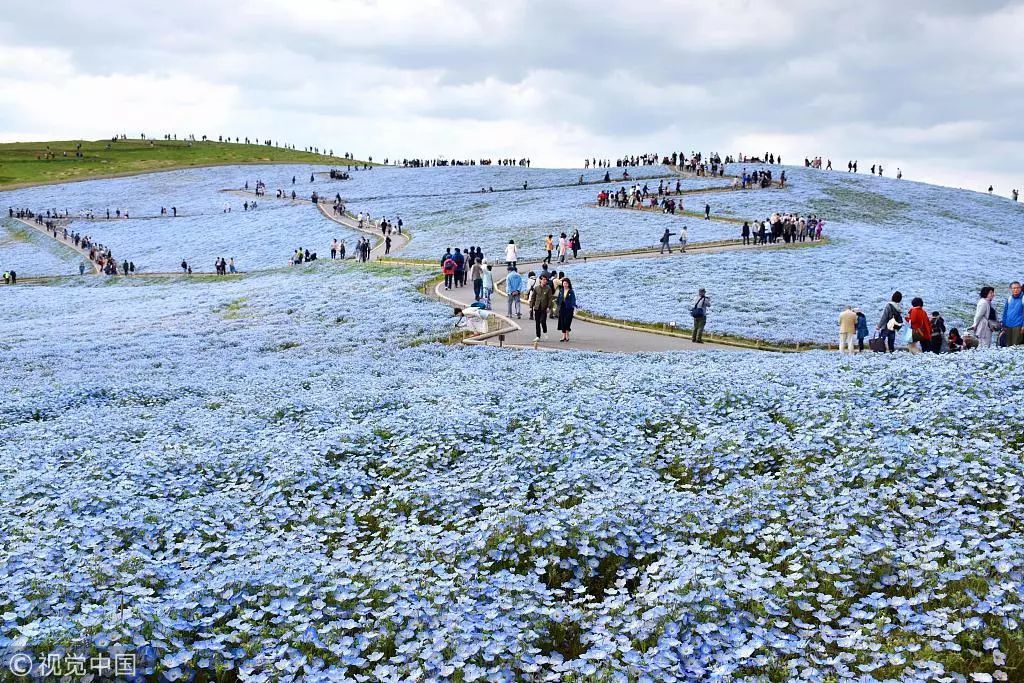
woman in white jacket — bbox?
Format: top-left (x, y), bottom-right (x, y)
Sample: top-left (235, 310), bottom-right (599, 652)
top-left (972, 286), bottom-right (997, 347)
top-left (504, 240), bottom-right (518, 268)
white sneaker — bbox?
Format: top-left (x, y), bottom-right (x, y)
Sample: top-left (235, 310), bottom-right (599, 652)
top-left (534, 337), bottom-right (540, 342)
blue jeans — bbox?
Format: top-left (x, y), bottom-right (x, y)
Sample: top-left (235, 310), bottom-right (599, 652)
top-left (473, 279), bottom-right (483, 300)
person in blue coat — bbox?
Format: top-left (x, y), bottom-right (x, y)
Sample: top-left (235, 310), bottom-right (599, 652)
top-left (855, 308), bottom-right (870, 352)
top-left (556, 277), bottom-right (578, 342)
top-left (1003, 281), bottom-right (1023, 346)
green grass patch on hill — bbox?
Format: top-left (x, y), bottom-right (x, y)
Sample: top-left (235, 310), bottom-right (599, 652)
top-left (0, 139), bottom-right (372, 190)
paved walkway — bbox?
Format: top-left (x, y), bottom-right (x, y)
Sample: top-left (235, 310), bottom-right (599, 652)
top-left (315, 202), bottom-right (410, 259)
top-left (12, 217), bottom-right (101, 273)
top-left (10, 168), bottom-right (822, 353)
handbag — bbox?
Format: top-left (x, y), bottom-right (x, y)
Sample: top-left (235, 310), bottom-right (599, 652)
top-left (690, 296), bottom-right (706, 318)
top-left (899, 326), bottom-right (913, 346)
top-left (868, 331), bottom-right (887, 353)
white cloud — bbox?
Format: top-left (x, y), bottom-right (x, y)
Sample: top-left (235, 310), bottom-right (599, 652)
top-left (0, 0), bottom-right (1020, 192)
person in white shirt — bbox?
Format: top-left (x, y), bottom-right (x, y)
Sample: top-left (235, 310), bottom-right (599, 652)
top-left (504, 240), bottom-right (518, 269)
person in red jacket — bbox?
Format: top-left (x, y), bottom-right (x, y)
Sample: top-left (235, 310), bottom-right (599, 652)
top-left (907, 297), bottom-right (932, 353)
top-left (441, 255), bottom-right (456, 290)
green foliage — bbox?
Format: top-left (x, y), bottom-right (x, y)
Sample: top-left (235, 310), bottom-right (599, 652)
top-left (0, 139), bottom-right (371, 189)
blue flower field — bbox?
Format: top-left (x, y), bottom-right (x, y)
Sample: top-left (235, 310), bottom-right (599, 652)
top-left (1, 163), bottom-right (1023, 682)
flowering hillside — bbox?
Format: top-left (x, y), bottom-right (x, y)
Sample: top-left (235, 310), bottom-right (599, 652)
top-left (1, 164), bottom-right (1023, 682)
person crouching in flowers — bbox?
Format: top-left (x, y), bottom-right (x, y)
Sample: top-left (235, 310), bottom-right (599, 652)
top-left (556, 277), bottom-right (577, 342)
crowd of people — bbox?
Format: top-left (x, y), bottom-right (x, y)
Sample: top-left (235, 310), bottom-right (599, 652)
top-left (399, 158), bottom-right (531, 168)
top-left (741, 213), bottom-right (825, 245)
top-left (837, 282), bottom-right (1024, 354)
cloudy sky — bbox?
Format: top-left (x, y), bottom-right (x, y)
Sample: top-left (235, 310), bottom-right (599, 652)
top-left (1, 0), bottom-right (1021, 192)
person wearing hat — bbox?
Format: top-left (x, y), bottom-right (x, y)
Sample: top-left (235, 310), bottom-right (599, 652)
top-left (690, 288), bottom-right (709, 343)
top-left (531, 273), bottom-right (553, 342)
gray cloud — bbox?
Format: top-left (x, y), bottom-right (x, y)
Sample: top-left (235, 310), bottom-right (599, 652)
top-left (0, 0), bottom-right (1021, 190)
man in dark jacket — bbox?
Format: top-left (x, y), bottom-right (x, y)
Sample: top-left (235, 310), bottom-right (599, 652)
top-left (531, 274), bottom-right (553, 342)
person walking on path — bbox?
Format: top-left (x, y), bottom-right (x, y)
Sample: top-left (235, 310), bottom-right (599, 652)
top-left (544, 234), bottom-right (554, 264)
top-left (505, 240), bottom-right (518, 269)
top-left (453, 248), bottom-right (466, 287)
top-left (558, 233), bottom-right (568, 263)
top-left (971, 286), bottom-right (998, 347)
top-left (690, 288), bottom-right (710, 343)
top-left (570, 229), bottom-right (581, 259)
top-left (470, 259), bottom-right (484, 301)
top-left (929, 310), bottom-right (946, 353)
top-left (907, 297), bottom-right (932, 353)
top-left (704, 203), bottom-right (711, 220)
top-left (1002, 281), bottom-right (1024, 346)
top-left (556, 277), bottom-right (577, 342)
top-left (679, 226), bottom-right (688, 253)
top-left (385, 235), bottom-right (392, 255)
top-left (876, 291), bottom-right (904, 353)
top-left (839, 305), bottom-right (857, 353)
top-left (660, 228), bottom-right (675, 254)
top-left (532, 273), bottom-right (553, 342)
top-left (855, 308), bottom-right (870, 351)
top-left (482, 264), bottom-right (495, 308)
top-left (441, 254), bottom-right (456, 290)
top-left (741, 221), bottom-right (750, 245)
top-left (79, 262), bottom-right (86, 276)
top-left (525, 271), bottom-right (538, 320)
top-left (506, 266), bottom-right (524, 319)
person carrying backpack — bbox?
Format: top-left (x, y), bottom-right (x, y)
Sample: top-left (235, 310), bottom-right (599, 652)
top-left (441, 255), bottom-right (456, 290)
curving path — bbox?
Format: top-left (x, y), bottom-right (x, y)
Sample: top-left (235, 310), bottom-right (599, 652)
top-left (11, 169), bottom-right (825, 353)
